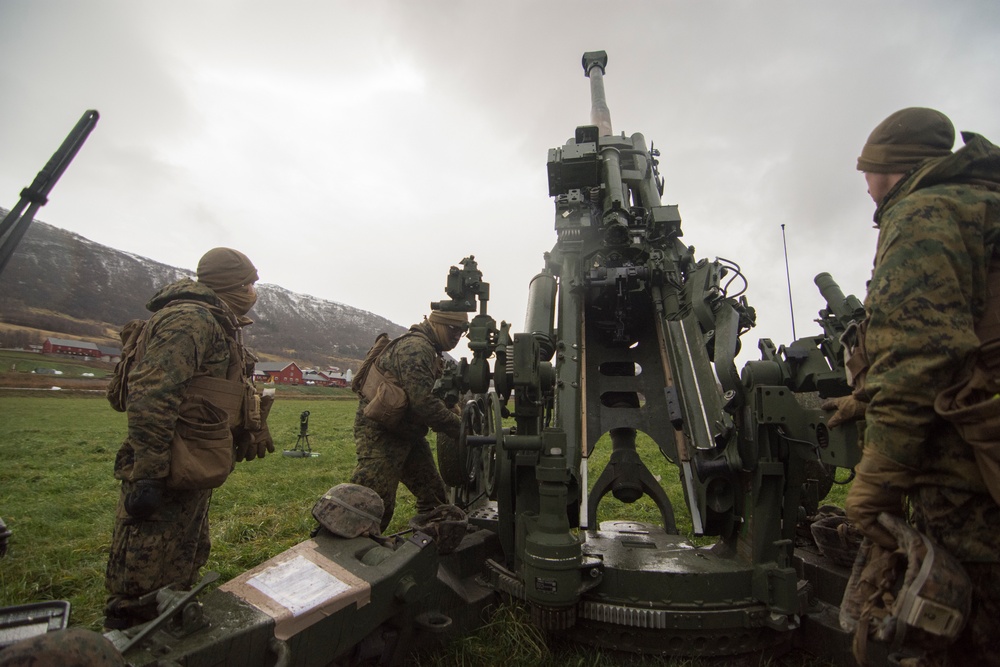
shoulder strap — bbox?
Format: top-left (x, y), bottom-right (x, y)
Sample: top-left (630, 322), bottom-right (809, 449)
top-left (379, 332), bottom-right (416, 380)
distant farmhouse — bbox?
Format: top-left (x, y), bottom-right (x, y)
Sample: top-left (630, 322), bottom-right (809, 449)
top-left (253, 362), bottom-right (304, 385)
top-left (39, 336), bottom-right (354, 388)
top-left (42, 337), bottom-right (121, 363)
top-left (302, 369), bottom-right (350, 388)
top-left (252, 363), bottom-right (352, 387)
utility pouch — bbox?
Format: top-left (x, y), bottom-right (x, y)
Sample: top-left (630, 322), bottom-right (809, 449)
top-left (353, 333), bottom-right (391, 395)
top-left (166, 396), bottom-right (233, 490)
top-left (187, 375), bottom-right (245, 429)
top-left (361, 365), bottom-right (408, 428)
top-left (243, 380), bottom-right (262, 431)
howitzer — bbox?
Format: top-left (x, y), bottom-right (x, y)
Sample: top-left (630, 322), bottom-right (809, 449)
top-left (106, 53), bottom-right (880, 665)
top-left (435, 51), bottom-right (868, 658)
top-left (0, 110), bottom-right (99, 276)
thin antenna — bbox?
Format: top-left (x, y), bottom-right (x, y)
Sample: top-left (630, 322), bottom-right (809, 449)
top-left (781, 224), bottom-right (797, 340)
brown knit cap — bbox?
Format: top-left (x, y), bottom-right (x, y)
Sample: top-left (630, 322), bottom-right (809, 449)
top-left (856, 107), bottom-right (955, 173)
top-left (197, 248), bottom-right (259, 292)
top-left (428, 310), bottom-right (469, 328)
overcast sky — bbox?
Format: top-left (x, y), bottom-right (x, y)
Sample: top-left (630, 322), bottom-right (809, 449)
top-left (2, 1), bottom-right (999, 365)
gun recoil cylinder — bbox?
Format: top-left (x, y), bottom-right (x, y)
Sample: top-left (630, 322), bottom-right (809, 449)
top-left (525, 270), bottom-right (557, 362)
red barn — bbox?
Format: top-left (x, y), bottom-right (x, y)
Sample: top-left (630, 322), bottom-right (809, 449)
top-left (253, 362), bottom-right (304, 385)
top-left (42, 337), bottom-right (101, 358)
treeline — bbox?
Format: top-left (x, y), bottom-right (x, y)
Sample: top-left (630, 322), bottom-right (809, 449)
top-left (0, 329), bottom-right (43, 349)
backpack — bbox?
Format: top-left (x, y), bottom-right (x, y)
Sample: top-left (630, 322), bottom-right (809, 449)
top-left (351, 332), bottom-right (411, 428)
top-left (351, 333), bottom-right (391, 395)
top-left (106, 300), bottom-right (212, 413)
top-left (106, 318), bottom-right (152, 412)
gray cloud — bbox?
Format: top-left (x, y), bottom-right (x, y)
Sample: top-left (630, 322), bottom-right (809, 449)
top-left (2, 0), bottom-right (998, 364)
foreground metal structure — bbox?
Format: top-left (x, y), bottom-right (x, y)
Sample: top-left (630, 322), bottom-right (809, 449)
top-left (109, 52), bottom-right (879, 666)
top-left (0, 109), bottom-right (99, 277)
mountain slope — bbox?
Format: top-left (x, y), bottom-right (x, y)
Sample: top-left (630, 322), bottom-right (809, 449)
top-left (0, 214), bottom-right (406, 369)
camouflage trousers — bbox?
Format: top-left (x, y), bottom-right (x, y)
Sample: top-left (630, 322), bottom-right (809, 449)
top-left (104, 482), bottom-right (212, 628)
top-left (910, 485), bottom-right (1000, 667)
top-left (350, 425), bottom-right (447, 533)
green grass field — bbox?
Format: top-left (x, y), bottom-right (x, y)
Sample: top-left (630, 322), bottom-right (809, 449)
top-left (0, 394), bottom-right (841, 666)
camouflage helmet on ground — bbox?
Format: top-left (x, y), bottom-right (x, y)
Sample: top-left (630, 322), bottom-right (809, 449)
top-left (312, 484), bottom-right (383, 538)
top-left (840, 512), bottom-right (972, 664)
top-left (0, 628), bottom-right (125, 667)
top-left (409, 504), bottom-right (468, 555)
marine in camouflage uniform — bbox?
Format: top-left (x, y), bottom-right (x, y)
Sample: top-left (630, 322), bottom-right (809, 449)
top-left (350, 311), bottom-right (467, 532)
top-left (103, 248), bottom-right (269, 630)
top-left (844, 108), bottom-right (1000, 665)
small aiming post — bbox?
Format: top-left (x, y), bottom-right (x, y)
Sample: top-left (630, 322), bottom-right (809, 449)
top-left (283, 410), bottom-right (319, 458)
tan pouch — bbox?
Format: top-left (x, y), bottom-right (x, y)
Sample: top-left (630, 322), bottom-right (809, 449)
top-left (934, 336), bottom-right (1000, 505)
top-left (166, 397), bottom-right (234, 490)
top-left (935, 368), bottom-right (1000, 506)
top-left (362, 366), bottom-right (408, 428)
top-left (187, 374), bottom-right (245, 429)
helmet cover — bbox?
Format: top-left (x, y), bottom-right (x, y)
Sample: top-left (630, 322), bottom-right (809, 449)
top-left (312, 484), bottom-right (383, 538)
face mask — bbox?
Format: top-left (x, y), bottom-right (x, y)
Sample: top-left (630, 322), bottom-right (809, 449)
top-left (430, 321), bottom-right (462, 351)
top-left (218, 287), bottom-right (257, 317)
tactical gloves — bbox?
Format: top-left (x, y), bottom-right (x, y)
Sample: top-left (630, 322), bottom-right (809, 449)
top-left (844, 450), bottom-right (913, 550)
top-left (820, 395), bottom-right (868, 428)
top-left (234, 393), bottom-right (275, 462)
top-left (234, 430), bottom-right (275, 461)
top-left (124, 479), bottom-right (165, 519)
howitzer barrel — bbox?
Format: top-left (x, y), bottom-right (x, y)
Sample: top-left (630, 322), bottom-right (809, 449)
top-left (0, 109), bottom-right (99, 276)
top-left (582, 51), bottom-right (612, 137)
top-left (814, 272), bottom-right (864, 322)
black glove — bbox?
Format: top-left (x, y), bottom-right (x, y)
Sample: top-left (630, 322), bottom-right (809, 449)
top-left (254, 428), bottom-right (275, 459)
top-left (235, 394), bottom-right (275, 462)
top-left (124, 479), bottom-right (165, 519)
top-left (0, 517), bottom-right (11, 558)
top-left (234, 431), bottom-right (254, 462)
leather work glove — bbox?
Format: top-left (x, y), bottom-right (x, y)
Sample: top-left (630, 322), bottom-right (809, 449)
top-left (124, 479), bottom-right (165, 520)
top-left (844, 450), bottom-right (912, 550)
top-left (235, 394), bottom-right (275, 462)
top-left (253, 426), bottom-right (275, 459)
top-left (234, 431), bottom-right (274, 462)
top-left (234, 431), bottom-right (255, 463)
top-left (820, 395), bottom-right (868, 428)
top-left (256, 394), bottom-right (275, 458)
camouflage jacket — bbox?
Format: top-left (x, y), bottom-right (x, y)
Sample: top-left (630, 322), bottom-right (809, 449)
top-left (860, 132), bottom-right (1000, 492)
top-left (115, 278), bottom-right (246, 481)
top-left (358, 321), bottom-right (460, 440)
